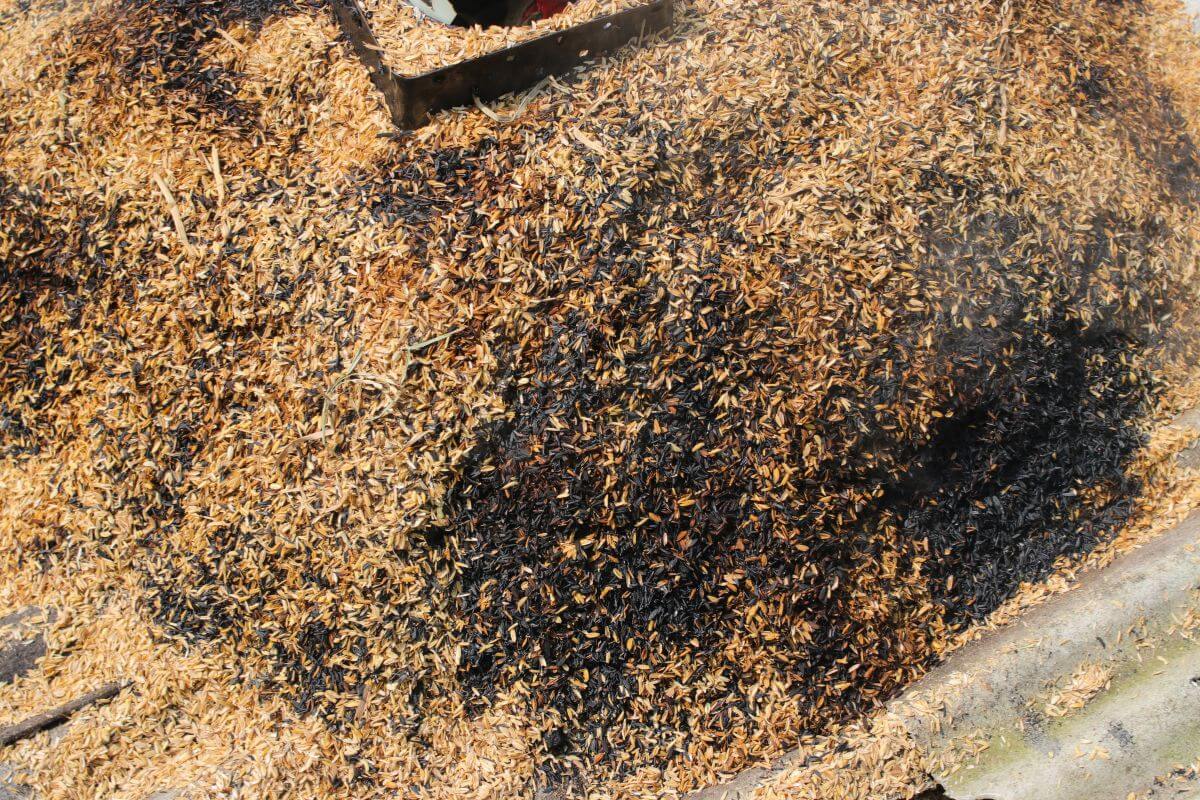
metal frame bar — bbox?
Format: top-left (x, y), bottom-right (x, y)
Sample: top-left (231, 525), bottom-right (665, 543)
top-left (330, 0), bottom-right (673, 129)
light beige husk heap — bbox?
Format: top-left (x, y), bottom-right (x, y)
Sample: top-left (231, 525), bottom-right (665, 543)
top-left (2, 0), bottom-right (1200, 798)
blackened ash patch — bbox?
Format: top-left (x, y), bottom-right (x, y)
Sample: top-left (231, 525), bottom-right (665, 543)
top-left (436, 206), bottom-right (1167, 786)
top-left (71, 0), bottom-right (314, 129)
top-left (447, 267), bottom-right (783, 688)
top-left (896, 209), bottom-right (1167, 620)
top-left (1154, 92), bottom-right (1200, 204)
top-left (351, 136), bottom-right (504, 264)
top-left (0, 176), bottom-right (111, 457)
top-left (889, 323), bottom-right (1147, 621)
top-left (1074, 63), bottom-right (1110, 105)
top-left (1108, 72), bottom-right (1200, 207)
top-left (0, 175), bottom-right (90, 290)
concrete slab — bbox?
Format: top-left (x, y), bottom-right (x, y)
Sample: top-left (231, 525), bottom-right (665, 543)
top-left (892, 512), bottom-right (1200, 800)
top-left (0, 609), bottom-right (49, 687)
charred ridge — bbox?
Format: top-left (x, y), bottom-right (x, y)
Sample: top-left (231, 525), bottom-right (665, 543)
top-left (885, 321), bottom-right (1149, 622)
top-left (431, 204), bottom-right (1168, 785)
top-left (884, 206), bottom-right (1169, 619)
top-left (69, 0), bottom-right (315, 130)
top-left (0, 175), bottom-right (113, 458)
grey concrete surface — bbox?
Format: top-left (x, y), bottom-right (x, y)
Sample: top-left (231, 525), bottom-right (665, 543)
top-left (893, 511), bottom-right (1200, 800)
top-left (0, 608), bottom-right (49, 688)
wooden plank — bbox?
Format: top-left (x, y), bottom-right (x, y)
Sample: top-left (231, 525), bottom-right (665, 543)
top-left (0, 682), bottom-right (128, 748)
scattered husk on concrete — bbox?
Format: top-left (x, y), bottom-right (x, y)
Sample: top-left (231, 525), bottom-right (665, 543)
top-left (2, 0), bottom-right (1200, 797)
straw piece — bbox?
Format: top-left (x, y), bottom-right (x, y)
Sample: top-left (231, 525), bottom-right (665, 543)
top-left (152, 174), bottom-right (190, 251)
top-left (0, 682), bottom-right (128, 748)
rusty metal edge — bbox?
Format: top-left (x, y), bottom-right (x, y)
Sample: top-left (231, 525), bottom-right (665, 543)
top-left (329, 0), bottom-right (673, 129)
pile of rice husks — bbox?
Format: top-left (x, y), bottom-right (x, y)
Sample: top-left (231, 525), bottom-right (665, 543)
top-left (2, 0), bottom-right (1200, 796)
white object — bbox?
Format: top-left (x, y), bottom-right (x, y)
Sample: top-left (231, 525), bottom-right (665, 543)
top-left (407, 0), bottom-right (458, 25)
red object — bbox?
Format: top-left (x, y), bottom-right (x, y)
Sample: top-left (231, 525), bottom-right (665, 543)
top-left (523, 0), bottom-right (569, 22)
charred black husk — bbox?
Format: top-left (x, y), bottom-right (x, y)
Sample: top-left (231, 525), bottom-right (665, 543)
top-left (440, 205), bottom-right (1168, 784)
